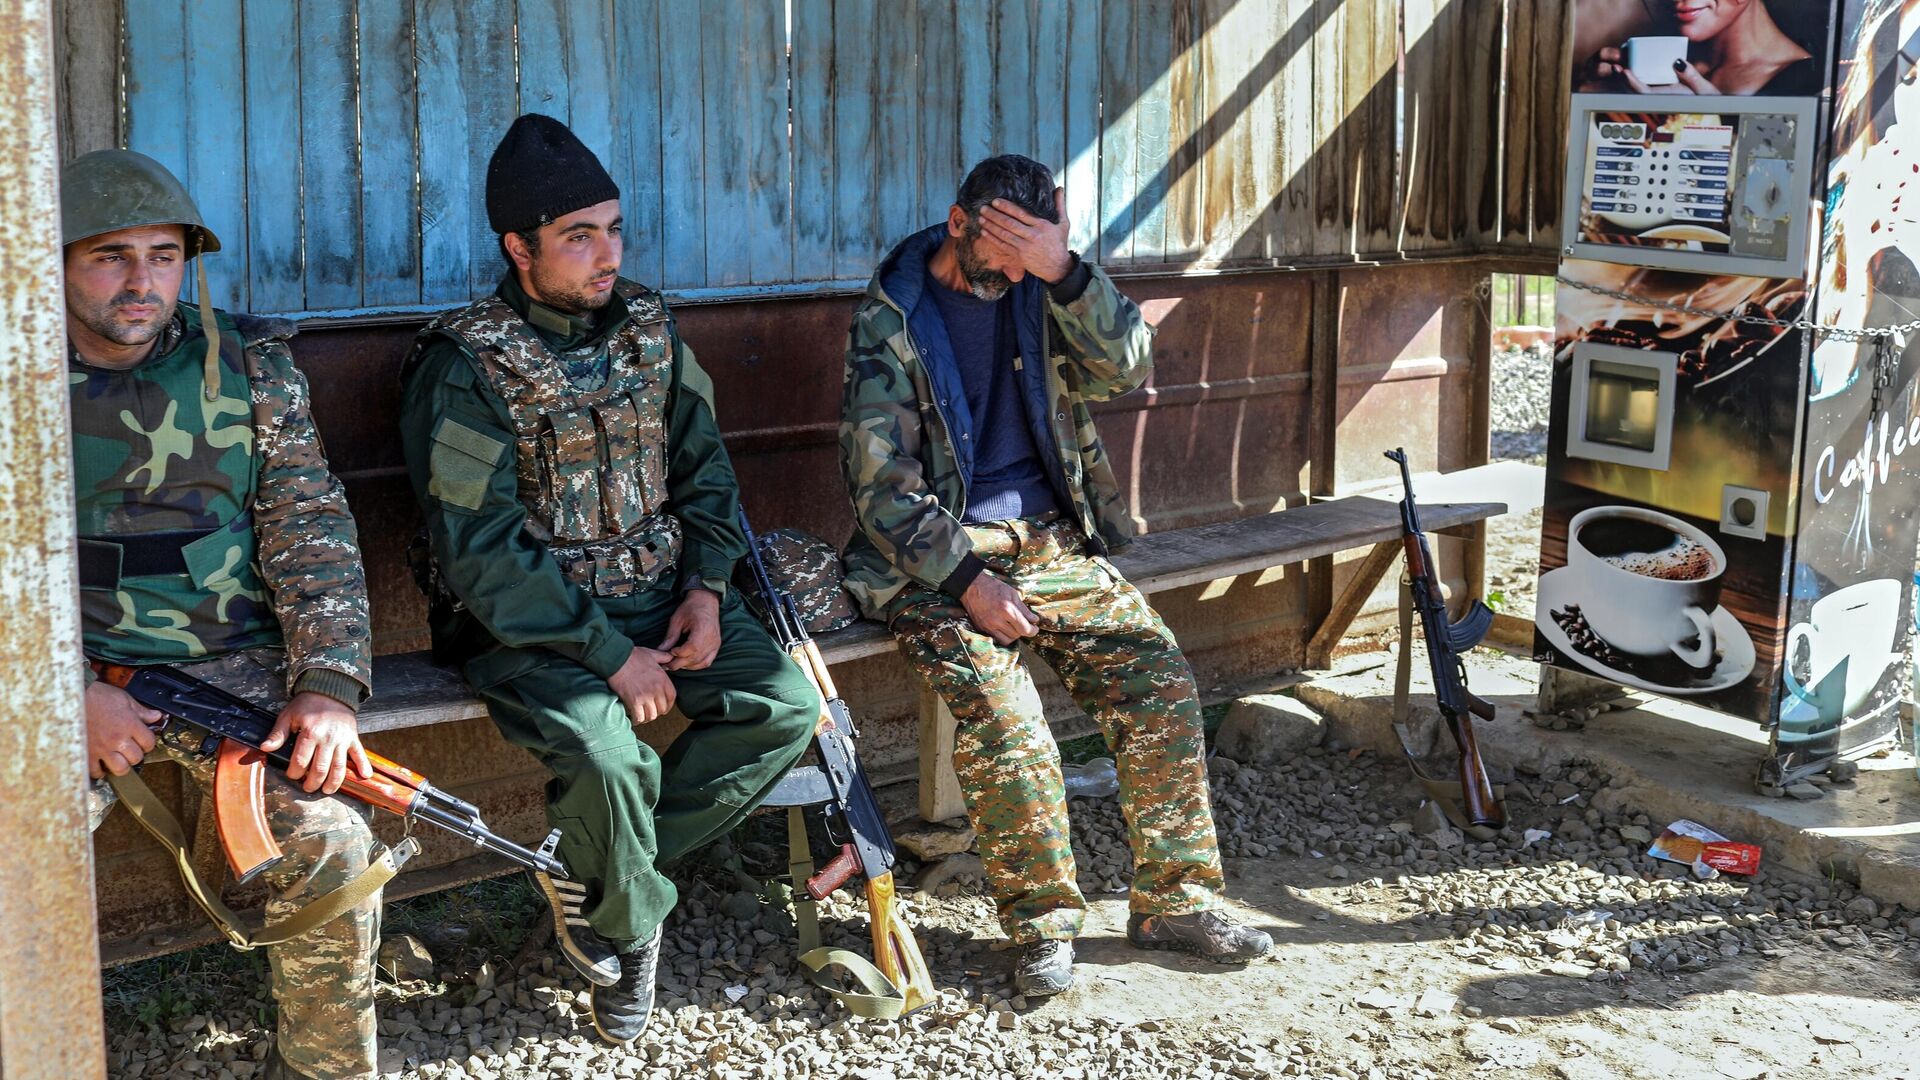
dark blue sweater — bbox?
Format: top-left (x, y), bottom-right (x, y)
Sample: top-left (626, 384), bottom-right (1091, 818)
top-left (922, 272), bottom-right (1060, 523)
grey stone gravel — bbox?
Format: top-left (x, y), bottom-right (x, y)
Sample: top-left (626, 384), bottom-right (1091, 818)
top-left (1490, 344), bottom-right (1552, 462)
top-left (107, 725), bottom-right (1920, 1080)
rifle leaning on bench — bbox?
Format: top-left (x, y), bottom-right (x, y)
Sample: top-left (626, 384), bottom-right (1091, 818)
top-left (1384, 449), bottom-right (1506, 831)
top-left (738, 510), bottom-right (936, 1018)
top-left (93, 661), bottom-right (566, 948)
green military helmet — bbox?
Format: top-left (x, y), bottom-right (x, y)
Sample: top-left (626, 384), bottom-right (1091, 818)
top-left (61, 149), bottom-right (221, 255)
top-left (753, 528), bottom-right (860, 634)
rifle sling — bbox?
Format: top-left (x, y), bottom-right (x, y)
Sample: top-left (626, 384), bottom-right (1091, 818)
top-left (1394, 578), bottom-right (1506, 842)
top-left (108, 770), bottom-right (416, 951)
top-left (785, 806), bottom-right (907, 1020)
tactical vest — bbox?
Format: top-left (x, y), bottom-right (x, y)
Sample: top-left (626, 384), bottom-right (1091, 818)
top-left (427, 281), bottom-right (682, 597)
top-left (70, 307), bottom-right (279, 663)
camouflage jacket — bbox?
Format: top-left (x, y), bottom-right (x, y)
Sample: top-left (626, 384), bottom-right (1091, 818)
top-left (70, 307), bottom-right (373, 708)
top-left (399, 274), bottom-right (744, 681)
top-left (839, 224), bottom-right (1155, 620)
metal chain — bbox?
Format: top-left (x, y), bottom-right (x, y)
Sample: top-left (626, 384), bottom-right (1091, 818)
top-left (1554, 274), bottom-right (1920, 343)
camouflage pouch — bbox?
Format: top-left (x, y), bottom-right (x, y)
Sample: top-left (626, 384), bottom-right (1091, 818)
top-left (750, 528), bottom-right (859, 634)
top-left (542, 407), bottom-right (604, 541)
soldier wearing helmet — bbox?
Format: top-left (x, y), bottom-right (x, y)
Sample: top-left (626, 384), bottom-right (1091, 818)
top-left (65, 150), bottom-right (383, 1080)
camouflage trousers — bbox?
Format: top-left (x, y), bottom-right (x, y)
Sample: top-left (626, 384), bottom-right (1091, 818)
top-left (88, 649), bottom-right (380, 1080)
top-left (892, 515), bottom-right (1224, 943)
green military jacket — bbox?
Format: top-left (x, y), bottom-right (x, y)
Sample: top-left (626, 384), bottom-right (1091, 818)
top-left (838, 231), bottom-right (1156, 621)
top-left (399, 275), bottom-right (743, 681)
top-left (70, 306), bottom-right (372, 707)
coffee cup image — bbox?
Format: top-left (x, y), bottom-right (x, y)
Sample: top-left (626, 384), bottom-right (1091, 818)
top-left (1622, 36), bottom-right (1689, 87)
top-left (1566, 506), bottom-right (1726, 668)
top-left (1783, 578), bottom-right (1903, 719)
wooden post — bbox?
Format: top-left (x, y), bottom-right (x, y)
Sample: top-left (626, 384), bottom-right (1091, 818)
top-left (917, 687), bottom-right (967, 824)
top-left (0, 0), bottom-right (109, 1075)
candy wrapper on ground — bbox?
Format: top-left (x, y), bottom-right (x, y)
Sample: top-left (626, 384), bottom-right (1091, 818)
top-left (1648, 819), bottom-right (1764, 879)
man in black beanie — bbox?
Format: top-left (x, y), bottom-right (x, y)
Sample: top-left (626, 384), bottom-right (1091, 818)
top-left (397, 113), bottom-right (819, 1045)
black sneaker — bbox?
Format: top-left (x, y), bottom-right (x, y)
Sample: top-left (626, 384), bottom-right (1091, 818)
top-left (590, 931), bottom-right (661, 1045)
top-left (1013, 938), bottom-right (1074, 997)
top-left (535, 871), bottom-right (622, 987)
top-left (1127, 910), bottom-right (1272, 962)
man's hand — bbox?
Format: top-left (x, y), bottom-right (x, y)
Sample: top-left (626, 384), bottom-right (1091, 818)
top-left (657, 588), bottom-right (723, 672)
top-left (610, 645), bottom-right (679, 725)
top-left (977, 186), bottom-right (1076, 284)
top-left (85, 681), bottom-right (163, 780)
top-left (262, 691), bottom-right (373, 795)
top-left (961, 573), bottom-right (1040, 646)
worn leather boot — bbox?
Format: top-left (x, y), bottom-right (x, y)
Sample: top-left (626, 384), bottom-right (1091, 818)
top-left (1127, 910), bottom-right (1273, 962)
top-left (1013, 938), bottom-right (1075, 997)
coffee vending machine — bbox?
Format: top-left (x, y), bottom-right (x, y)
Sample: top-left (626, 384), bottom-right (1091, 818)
top-left (1539, 0), bottom-right (1920, 784)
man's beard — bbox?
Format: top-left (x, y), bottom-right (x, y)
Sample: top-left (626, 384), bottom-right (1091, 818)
top-left (528, 262), bottom-right (618, 314)
top-left (955, 234), bottom-right (1011, 301)
top-left (74, 290), bottom-right (174, 346)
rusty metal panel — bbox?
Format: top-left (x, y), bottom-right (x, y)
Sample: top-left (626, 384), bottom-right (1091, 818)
top-left (0, 0), bottom-right (108, 1075)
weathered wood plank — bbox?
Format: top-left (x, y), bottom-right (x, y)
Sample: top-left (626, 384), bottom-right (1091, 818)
top-left (56, 0), bottom-right (121, 157)
top-left (916, 0), bottom-right (960, 225)
top-left (613, 0), bottom-right (665, 289)
top-left (1268, 0), bottom-right (1317, 260)
top-left (123, 0), bottom-right (188, 204)
top-left (1305, 539), bottom-right (1400, 668)
top-left (1161, 0), bottom-right (1202, 263)
top-left (996, 0), bottom-right (1036, 156)
top-left (1062, 0), bottom-right (1102, 256)
top-left (359, 0), bottom-right (420, 308)
top-left (565, 0), bottom-right (619, 185)
top-left (918, 688), bottom-right (965, 823)
top-left (830, 0), bottom-right (877, 279)
top-left (872, 10), bottom-right (918, 250)
top-left (1310, 0), bottom-right (1346, 254)
top-left (700, 0), bottom-right (751, 286)
top-left (790, 0), bottom-right (835, 280)
top-left (1532, 0), bottom-right (1573, 246)
top-left (1502, 0), bottom-right (1536, 246)
top-left (242, 0), bottom-right (302, 313)
top-left (955, 5), bottom-right (994, 172)
top-left (1463, 0), bottom-right (1506, 247)
top-left (1098, 0), bottom-right (1138, 262)
top-left (743, 0), bottom-right (792, 283)
top-left (516, 0), bottom-right (572, 122)
top-left (184, 0), bottom-right (247, 306)
top-left (1132, 0), bottom-right (1174, 262)
top-left (299, 0), bottom-right (361, 310)
top-left (1032, 0), bottom-right (1069, 174)
top-left (658, 0), bottom-right (707, 289)
top-left (414, 0), bottom-right (472, 304)
top-left (460, 1), bottom-right (517, 297)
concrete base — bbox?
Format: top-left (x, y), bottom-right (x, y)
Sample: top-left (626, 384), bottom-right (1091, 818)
top-left (1295, 648), bottom-right (1920, 908)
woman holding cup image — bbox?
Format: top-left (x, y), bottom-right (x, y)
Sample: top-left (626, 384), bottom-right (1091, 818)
top-left (1577, 0), bottom-right (1821, 96)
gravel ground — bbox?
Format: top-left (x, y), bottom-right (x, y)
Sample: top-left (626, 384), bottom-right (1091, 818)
top-left (1490, 344), bottom-right (1553, 464)
top-left (105, 722), bottom-right (1920, 1080)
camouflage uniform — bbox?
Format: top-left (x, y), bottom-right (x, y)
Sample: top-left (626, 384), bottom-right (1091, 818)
top-left (399, 273), bottom-right (817, 949)
top-left (73, 307), bottom-right (380, 1080)
top-left (840, 226), bottom-right (1223, 943)
top-left (750, 528), bottom-right (861, 634)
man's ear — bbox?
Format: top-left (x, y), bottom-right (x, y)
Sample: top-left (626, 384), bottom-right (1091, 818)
top-left (502, 231), bottom-right (533, 272)
top-left (946, 204), bottom-right (970, 238)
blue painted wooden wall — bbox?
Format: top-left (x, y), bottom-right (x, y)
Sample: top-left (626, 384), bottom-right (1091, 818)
top-left (110, 0), bottom-right (1464, 320)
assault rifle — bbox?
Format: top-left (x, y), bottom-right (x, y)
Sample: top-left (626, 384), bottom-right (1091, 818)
top-left (739, 510), bottom-right (935, 1017)
top-left (93, 661), bottom-right (567, 881)
top-left (1384, 449), bottom-right (1505, 829)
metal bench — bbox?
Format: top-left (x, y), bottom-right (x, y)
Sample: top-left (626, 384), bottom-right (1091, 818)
top-left (363, 493), bottom-right (1506, 823)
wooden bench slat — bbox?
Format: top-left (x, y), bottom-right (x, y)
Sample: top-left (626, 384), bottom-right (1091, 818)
top-left (358, 498), bottom-right (1506, 736)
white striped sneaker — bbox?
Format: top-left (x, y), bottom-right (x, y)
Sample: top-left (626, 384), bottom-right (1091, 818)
top-left (534, 870), bottom-right (622, 987)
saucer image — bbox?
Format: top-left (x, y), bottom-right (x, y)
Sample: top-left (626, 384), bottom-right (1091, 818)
top-left (1536, 566), bottom-right (1757, 695)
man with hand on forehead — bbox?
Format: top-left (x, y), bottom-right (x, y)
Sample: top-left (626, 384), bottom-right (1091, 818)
top-left (839, 154), bottom-right (1272, 999)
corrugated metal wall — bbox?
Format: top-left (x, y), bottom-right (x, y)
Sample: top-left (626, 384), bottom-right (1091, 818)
top-left (58, 0), bottom-right (1569, 319)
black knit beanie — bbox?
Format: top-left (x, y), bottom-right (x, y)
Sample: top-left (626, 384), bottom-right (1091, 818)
top-left (485, 114), bottom-right (620, 235)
